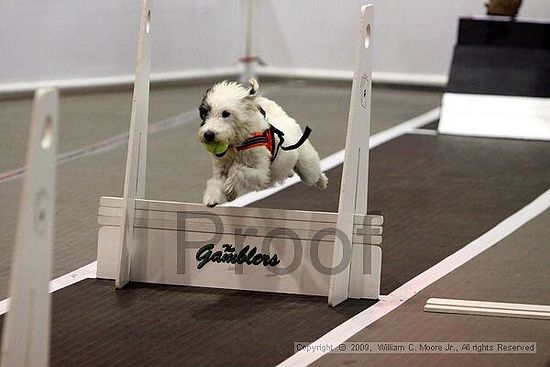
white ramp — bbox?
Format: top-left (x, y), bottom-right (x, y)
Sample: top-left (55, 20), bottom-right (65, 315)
top-left (439, 17), bottom-right (550, 141)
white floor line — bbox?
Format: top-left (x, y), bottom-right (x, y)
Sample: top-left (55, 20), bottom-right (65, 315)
top-left (278, 187), bottom-right (550, 367)
top-left (0, 262), bottom-right (98, 315)
top-left (0, 106), bottom-right (441, 314)
top-left (0, 110), bottom-right (198, 185)
top-left (409, 128), bottom-right (438, 136)
top-left (230, 107), bottom-right (440, 207)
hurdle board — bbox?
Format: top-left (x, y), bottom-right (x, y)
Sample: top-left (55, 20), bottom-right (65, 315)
top-left (439, 17), bottom-right (550, 141)
top-left (1, 88), bottom-right (58, 367)
top-left (96, 1), bottom-right (382, 306)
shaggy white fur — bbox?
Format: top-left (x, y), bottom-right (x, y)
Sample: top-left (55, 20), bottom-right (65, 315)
top-left (198, 79), bottom-right (328, 207)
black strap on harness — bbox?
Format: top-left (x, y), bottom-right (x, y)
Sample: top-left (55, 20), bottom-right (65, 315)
top-left (268, 124), bottom-right (312, 162)
top-left (239, 106), bottom-right (312, 163)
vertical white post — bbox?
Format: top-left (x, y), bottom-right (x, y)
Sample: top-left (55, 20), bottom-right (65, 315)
top-left (240, 0), bottom-right (257, 83)
top-left (328, 5), bottom-right (376, 306)
top-left (115, 0), bottom-right (152, 288)
top-left (1, 88), bottom-right (58, 367)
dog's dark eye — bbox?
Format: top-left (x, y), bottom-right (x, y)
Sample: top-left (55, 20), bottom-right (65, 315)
top-left (222, 110), bottom-right (231, 118)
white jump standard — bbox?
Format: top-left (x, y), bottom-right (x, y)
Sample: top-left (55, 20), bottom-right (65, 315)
top-left (96, 2), bottom-right (382, 307)
top-left (1, 88), bottom-right (58, 367)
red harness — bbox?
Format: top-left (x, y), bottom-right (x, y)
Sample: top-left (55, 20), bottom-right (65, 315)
top-left (236, 127), bottom-right (278, 162)
top-left (234, 107), bottom-right (312, 163)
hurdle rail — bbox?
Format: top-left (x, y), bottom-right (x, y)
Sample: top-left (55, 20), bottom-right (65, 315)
top-left (96, 1), bottom-right (381, 306)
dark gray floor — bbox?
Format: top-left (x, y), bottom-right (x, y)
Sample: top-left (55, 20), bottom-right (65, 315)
top-left (253, 134), bottom-right (550, 295)
top-left (2, 81), bottom-right (549, 367)
top-left (313, 207), bottom-right (550, 367)
top-left (2, 132), bottom-right (548, 367)
top-left (0, 80), bottom-right (442, 299)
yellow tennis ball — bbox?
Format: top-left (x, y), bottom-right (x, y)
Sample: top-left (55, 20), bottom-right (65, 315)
top-left (203, 141), bottom-right (229, 156)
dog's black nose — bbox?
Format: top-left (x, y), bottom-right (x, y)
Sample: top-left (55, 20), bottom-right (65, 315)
top-left (204, 130), bottom-right (215, 142)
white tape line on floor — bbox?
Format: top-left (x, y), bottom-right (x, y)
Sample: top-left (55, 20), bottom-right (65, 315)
top-left (0, 262), bottom-right (98, 315)
top-left (278, 187), bottom-right (550, 367)
top-left (0, 83), bottom-right (292, 185)
top-left (0, 111), bottom-right (197, 185)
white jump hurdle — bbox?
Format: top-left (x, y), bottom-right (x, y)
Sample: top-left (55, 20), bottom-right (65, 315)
top-left (96, 1), bottom-right (382, 307)
top-left (1, 88), bottom-right (58, 367)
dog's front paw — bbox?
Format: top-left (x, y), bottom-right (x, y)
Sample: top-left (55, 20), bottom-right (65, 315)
top-left (203, 189), bottom-right (225, 207)
top-left (203, 197), bottom-right (220, 207)
top-left (222, 179), bottom-right (238, 202)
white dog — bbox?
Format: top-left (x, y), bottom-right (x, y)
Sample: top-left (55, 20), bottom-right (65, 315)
top-left (198, 79), bottom-right (328, 207)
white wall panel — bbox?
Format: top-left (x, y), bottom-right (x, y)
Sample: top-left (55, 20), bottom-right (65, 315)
top-left (0, 0), bottom-right (244, 85)
top-left (1, 0), bottom-right (549, 88)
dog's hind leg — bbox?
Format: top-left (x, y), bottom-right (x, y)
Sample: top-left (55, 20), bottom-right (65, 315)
top-left (294, 141), bottom-right (328, 189)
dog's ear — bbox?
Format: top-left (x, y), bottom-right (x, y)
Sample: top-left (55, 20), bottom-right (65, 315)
top-left (242, 80), bottom-right (259, 110)
top-left (200, 87), bottom-right (211, 106)
top-left (199, 88), bottom-right (211, 123)
top-left (246, 79), bottom-right (260, 96)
